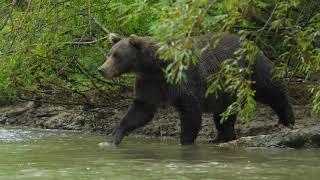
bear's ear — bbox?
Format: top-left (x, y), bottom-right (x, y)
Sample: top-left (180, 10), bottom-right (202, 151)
top-left (109, 33), bottom-right (122, 44)
top-left (128, 34), bottom-right (141, 48)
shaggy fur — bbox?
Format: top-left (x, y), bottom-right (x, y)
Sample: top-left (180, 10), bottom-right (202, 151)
top-left (99, 33), bottom-right (295, 145)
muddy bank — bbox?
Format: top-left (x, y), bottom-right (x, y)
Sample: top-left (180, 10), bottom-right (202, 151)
top-left (0, 82), bottom-right (318, 148)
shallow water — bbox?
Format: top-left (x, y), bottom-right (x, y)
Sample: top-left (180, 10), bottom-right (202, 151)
top-left (0, 127), bottom-right (319, 180)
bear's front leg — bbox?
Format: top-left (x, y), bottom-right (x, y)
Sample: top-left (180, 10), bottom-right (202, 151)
top-left (175, 99), bottom-right (202, 145)
top-left (112, 99), bottom-right (157, 145)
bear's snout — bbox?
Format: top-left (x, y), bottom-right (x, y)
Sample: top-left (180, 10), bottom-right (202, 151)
top-left (98, 66), bottom-right (112, 79)
top-left (98, 67), bottom-right (106, 76)
top-left (98, 59), bottom-right (119, 79)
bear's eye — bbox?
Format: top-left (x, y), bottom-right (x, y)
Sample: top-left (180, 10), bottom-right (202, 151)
top-left (113, 52), bottom-right (120, 59)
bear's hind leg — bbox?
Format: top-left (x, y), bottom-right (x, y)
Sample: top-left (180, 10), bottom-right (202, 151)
top-left (271, 100), bottom-right (295, 128)
top-left (254, 81), bottom-right (295, 128)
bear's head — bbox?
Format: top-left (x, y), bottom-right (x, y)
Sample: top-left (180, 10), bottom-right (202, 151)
top-left (98, 33), bottom-right (144, 79)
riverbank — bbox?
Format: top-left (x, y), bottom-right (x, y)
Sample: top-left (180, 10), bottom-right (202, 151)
top-left (0, 82), bottom-right (318, 148)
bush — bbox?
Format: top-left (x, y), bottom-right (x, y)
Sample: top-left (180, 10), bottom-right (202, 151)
top-left (0, 0), bottom-right (319, 120)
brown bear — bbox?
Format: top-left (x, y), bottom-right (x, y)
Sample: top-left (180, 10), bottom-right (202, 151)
top-left (98, 33), bottom-right (295, 145)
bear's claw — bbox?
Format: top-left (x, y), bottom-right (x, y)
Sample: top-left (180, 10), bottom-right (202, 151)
top-left (111, 127), bottom-right (125, 145)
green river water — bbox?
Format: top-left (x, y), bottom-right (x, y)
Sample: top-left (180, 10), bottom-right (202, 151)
top-left (0, 127), bottom-right (319, 180)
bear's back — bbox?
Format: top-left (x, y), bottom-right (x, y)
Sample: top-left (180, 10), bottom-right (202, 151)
top-left (195, 33), bottom-right (241, 79)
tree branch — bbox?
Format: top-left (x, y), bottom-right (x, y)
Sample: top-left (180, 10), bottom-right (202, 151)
top-left (92, 17), bottom-right (110, 34)
top-left (61, 35), bottom-right (109, 45)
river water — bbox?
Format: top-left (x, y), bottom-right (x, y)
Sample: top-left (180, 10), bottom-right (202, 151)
top-left (0, 127), bottom-right (319, 180)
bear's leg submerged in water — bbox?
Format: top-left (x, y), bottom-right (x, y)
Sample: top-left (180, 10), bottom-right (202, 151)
top-left (112, 100), bottom-right (157, 145)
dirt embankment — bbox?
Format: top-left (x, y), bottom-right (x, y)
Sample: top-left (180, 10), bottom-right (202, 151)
top-left (0, 82), bottom-right (319, 148)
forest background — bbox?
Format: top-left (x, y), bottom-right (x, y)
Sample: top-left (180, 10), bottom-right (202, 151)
top-left (0, 0), bottom-right (319, 121)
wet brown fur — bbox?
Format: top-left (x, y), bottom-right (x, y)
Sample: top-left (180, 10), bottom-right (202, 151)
top-left (99, 33), bottom-right (295, 145)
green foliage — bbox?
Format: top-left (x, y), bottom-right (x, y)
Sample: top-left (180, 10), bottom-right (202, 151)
top-left (0, 0), bottom-right (319, 120)
top-left (206, 39), bottom-right (258, 122)
top-left (0, 0), bottom-right (148, 103)
top-left (119, 0), bottom-right (320, 121)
